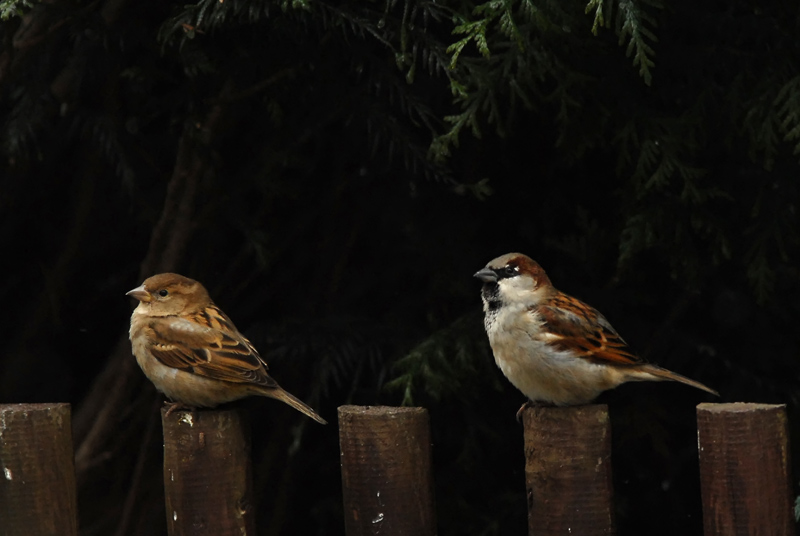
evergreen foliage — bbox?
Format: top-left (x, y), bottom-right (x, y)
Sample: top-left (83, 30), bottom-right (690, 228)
top-left (2, 0), bottom-right (800, 534)
top-left (0, 0), bottom-right (33, 20)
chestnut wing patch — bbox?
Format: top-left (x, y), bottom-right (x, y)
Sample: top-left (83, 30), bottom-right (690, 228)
top-left (146, 306), bottom-right (277, 388)
top-left (533, 296), bottom-right (642, 366)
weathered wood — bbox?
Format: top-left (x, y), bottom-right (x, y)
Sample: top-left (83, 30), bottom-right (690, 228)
top-left (162, 408), bottom-right (255, 536)
top-left (696, 402), bottom-right (793, 536)
top-left (0, 403), bottom-right (78, 536)
top-left (523, 404), bottom-right (615, 536)
top-left (338, 405), bottom-right (436, 536)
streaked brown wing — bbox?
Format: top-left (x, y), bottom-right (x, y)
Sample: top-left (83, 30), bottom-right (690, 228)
top-left (147, 305), bottom-right (277, 388)
top-left (533, 294), bottom-right (643, 366)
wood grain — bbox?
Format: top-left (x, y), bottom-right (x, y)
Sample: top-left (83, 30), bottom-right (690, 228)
top-left (162, 408), bottom-right (255, 536)
top-left (523, 404), bottom-right (615, 536)
top-left (338, 405), bottom-right (436, 536)
top-left (697, 402), bottom-right (793, 536)
top-left (0, 403), bottom-right (78, 536)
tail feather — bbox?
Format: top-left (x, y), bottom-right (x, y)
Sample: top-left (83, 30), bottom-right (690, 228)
top-left (637, 365), bottom-right (719, 397)
top-left (258, 386), bottom-right (327, 424)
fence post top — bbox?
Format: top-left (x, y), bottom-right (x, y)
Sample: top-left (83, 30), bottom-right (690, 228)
top-left (337, 405), bottom-right (428, 417)
top-left (697, 402), bottom-right (786, 414)
top-left (0, 402), bottom-right (71, 412)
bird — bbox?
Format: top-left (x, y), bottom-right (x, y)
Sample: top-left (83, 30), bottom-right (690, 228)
top-left (474, 253), bottom-right (718, 415)
top-left (126, 273), bottom-right (327, 424)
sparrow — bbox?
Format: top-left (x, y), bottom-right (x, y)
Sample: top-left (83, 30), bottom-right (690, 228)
top-left (474, 253), bottom-right (718, 413)
top-left (127, 273), bottom-right (327, 424)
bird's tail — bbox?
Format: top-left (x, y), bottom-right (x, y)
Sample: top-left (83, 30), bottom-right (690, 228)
top-left (258, 386), bottom-right (327, 424)
top-left (638, 364), bottom-right (719, 397)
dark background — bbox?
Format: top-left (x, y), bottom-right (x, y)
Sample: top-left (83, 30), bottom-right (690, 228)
top-left (1, 0), bottom-right (799, 534)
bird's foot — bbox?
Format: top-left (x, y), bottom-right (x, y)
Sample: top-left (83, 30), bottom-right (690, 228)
top-left (516, 400), bottom-right (556, 422)
top-left (516, 401), bottom-right (532, 422)
top-left (163, 401), bottom-right (194, 417)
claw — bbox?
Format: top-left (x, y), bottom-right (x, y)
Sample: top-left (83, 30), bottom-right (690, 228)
top-left (516, 400), bottom-right (532, 422)
top-left (163, 401), bottom-right (194, 417)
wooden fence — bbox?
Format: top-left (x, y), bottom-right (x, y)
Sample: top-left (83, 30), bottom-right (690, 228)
top-left (0, 402), bottom-right (794, 535)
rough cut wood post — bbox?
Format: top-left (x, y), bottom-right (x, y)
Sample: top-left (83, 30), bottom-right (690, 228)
top-left (696, 403), bottom-right (793, 536)
top-left (0, 403), bottom-right (78, 536)
top-left (522, 404), bottom-right (615, 536)
top-left (338, 405), bottom-right (436, 536)
top-left (162, 408), bottom-right (255, 536)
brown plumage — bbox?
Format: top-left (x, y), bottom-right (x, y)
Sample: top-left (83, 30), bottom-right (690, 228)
top-left (127, 273), bottom-right (326, 424)
top-left (475, 253), bottom-right (718, 410)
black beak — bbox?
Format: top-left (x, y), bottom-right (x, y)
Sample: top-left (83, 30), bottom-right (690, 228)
top-left (474, 268), bottom-right (498, 283)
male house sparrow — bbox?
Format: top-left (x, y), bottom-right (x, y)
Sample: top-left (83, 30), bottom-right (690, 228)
top-left (127, 273), bottom-right (326, 424)
top-left (475, 253), bottom-right (718, 411)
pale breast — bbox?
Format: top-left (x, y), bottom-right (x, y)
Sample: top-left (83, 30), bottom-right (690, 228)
top-left (485, 305), bottom-right (622, 405)
top-left (129, 312), bottom-right (253, 407)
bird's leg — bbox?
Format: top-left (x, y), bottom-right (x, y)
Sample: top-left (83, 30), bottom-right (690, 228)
top-left (516, 399), bottom-right (556, 422)
top-left (516, 400), bottom-right (532, 422)
top-left (163, 401), bottom-right (194, 417)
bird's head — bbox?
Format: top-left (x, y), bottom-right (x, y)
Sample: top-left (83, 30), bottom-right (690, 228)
top-left (126, 273), bottom-right (212, 316)
top-left (474, 253), bottom-right (552, 308)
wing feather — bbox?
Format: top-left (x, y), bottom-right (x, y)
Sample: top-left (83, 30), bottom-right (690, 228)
top-left (146, 305), bottom-right (278, 388)
top-left (532, 294), bottom-right (642, 366)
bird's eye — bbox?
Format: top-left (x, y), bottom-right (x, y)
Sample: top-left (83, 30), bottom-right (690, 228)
top-left (504, 265), bottom-right (519, 276)
top-left (158, 289), bottom-right (169, 297)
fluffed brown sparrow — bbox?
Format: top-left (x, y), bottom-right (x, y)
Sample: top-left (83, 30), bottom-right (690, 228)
top-left (127, 273), bottom-right (326, 424)
top-left (475, 253), bottom-right (718, 414)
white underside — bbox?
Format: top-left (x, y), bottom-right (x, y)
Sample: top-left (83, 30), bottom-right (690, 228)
top-left (485, 302), bottom-right (637, 405)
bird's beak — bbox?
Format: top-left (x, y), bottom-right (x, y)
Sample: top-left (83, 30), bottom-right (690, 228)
top-left (126, 285), bottom-right (151, 302)
top-left (474, 268), bottom-right (498, 283)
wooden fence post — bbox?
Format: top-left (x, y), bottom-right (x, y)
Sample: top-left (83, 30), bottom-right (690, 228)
top-left (338, 405), bottom-right (436, 536)
top-left (162, 408), bottom-right (255, 536)
top-left (696, 402), bottom-right (793, 536)
top-left (0, 403), bottom-right (78, 536)
top-left (522, 404), bottom-right (615, 536)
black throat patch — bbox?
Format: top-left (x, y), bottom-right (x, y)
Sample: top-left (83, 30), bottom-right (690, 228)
top-left (481, 283), bottom-right (502, 311)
